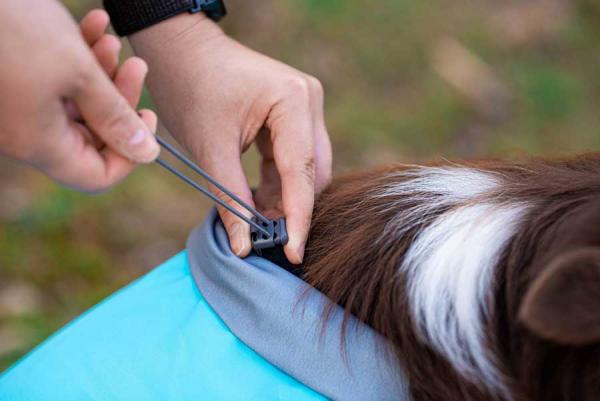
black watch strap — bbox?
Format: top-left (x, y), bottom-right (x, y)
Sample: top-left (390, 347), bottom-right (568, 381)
top-left (103, 0), bottom-right (226, 36)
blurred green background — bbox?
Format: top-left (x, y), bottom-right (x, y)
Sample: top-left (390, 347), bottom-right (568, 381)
top-left (1, 0), bottom-right (600, 370)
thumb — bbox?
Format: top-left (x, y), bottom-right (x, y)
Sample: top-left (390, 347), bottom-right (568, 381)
top-left (201, 142), bottom-right (255, 258)
top-left (269, 102), bottom-right (316, 265)
top-left (71, 54), bottom-right (159, 163)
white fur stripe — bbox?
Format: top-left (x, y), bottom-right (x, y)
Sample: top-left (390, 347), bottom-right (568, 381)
top-left (375, 166), bottom-right (527, 397)
top-left (403, 203), bottom-right (526, 396)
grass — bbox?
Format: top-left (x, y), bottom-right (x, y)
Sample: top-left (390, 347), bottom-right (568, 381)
top-left (2, 0), bottom-right (600, 370)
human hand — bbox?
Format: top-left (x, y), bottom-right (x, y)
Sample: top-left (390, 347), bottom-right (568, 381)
top-left (0, 1), bottom-right (158, 193)
top-left (129, 14), bottom-right (332, 264)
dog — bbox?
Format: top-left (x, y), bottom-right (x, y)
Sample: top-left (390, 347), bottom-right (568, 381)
top-left (302, 156), bottom-right (600, 401)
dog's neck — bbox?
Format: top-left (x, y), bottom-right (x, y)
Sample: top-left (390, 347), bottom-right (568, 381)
top-left (303, 157), bottom-right (600, 401)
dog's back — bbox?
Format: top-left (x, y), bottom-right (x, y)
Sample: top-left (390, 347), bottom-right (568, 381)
top-left (303, 156), bottom-right (600, 401)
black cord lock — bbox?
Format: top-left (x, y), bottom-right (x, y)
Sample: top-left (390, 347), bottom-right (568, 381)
top-left (250, 217), bottom-right (288, 255)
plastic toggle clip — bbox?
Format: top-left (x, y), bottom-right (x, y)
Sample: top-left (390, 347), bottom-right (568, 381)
top-left (250, 217), bottom-right (288, 255)
top-left (153, 135), bottom-right (289, 256)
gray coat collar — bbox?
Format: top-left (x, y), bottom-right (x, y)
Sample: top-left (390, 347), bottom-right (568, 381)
top-left (186, 210), bottom-right (409, 401)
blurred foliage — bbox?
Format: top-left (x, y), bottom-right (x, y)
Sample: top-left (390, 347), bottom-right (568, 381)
top-left (2, 0), bottom-right (600, 370)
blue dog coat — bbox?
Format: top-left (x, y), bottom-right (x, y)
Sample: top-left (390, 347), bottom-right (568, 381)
top-left (0, 211), bottom-right (408, 401)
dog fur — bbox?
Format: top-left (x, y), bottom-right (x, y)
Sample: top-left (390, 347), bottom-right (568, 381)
top-left (303, 156), bottom-right (600, 401)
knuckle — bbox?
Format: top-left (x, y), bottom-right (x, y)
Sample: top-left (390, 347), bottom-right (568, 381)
top-left (281, 156), bottom-right (316, 186)
top-left (213, 188), bottom-right (251, 219)
top-left (71, 57), bottom-right (97, 91)
top-left (285, 76), bottom-right (311, 98)
top-left (98, 96), bottom-right (132, 138)
top-left (214, 188), bottom-right (233, 205)
top-left (302, 157), bottom-right (316, 184)
top-left (307, 75), bottom-right (324, 97)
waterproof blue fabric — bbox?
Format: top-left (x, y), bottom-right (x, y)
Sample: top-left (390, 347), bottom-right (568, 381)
top-left (0, 252), bottom-right (327, 401)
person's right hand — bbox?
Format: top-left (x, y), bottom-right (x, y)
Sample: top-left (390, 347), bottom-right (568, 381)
top-left (129, 13), bottom-right (332, 264)
top-left (0, 1), bottom-right (159, 192)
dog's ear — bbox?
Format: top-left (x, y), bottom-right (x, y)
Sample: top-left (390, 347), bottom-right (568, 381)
top-left (519, 248), bottom-right (600, 346)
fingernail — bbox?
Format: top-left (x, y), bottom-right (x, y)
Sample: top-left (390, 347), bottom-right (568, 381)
top-left (128, 129), bottom-right (159, 162)
top-left (230, 223), bottom-right (243, 256)
top-left (238, 230), bottom-right (251, 257)
top-left (232, 223), bottom-right (251, 258)
top-left (129, 129), bottom-right (148, 146)
top-left (295, 242), bottom-right (306, 264)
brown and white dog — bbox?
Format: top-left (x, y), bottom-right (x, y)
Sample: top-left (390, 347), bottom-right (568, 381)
top-left (302, 156), bottom-right (600, 401)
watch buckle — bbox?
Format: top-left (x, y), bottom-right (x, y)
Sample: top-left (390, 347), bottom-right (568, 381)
top-left (190, 0), bottom-right (217, 13)
top-left (190, 0), bottom-right (204, 13)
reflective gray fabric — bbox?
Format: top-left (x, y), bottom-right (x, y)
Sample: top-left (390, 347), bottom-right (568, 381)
top-left (187, 210), bottom-right (410, 401)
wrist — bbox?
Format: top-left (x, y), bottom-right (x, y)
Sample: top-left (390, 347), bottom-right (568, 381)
top-left (129, 12), bottom-right (222, 53)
